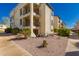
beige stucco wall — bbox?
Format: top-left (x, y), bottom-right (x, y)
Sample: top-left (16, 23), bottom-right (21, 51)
top-left (14, 8), bottom-right (20, 28)
top-left (45, 4), bottom-right (52, 35)
top-left (39, 4), bottom-right (53, 36)
top-left (51, 16), bottom-right (54, 32)
top-left (10, 3), bottom-right (29, 29)
top-left (53, 16), bottom-right (60, 29)
top-left (39, 4), bottom-right (45, 35)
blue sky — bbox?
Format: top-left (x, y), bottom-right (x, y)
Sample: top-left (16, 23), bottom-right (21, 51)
top-left (0, 3), bottom-right (17, 22)
top-left (0, 3), bottom-right (79, 28)
top-left (50, 3), bottom-right (79, 28)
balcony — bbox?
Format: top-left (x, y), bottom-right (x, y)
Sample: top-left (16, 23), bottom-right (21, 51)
top-left (33, 17), bottom-right (40, 29)
top-left (33, 3), bottom-right (40, 15)
top-left (33, 12), bottom-right (39, 18)
top-left (34, 22), bottom-right (40, 27)
top-left (19, 3), bottom-right (40, 19)
top-left (23, 9), bottom-right (30, 15)
top-left (23, 4), bottom-right (30, 15)
top-left (23, 17), bottom-right (30, 27)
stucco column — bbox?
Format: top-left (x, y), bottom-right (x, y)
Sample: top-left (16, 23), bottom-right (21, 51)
top-left (30, 3), bottom-right (36, 37)
top-left (20, 8), bottom-right (23, 29)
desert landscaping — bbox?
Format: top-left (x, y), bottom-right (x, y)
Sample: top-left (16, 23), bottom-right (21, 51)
top-left (0, 33), bottom-right (68, 56)
top-left (13, 35), bottom-right (68, 56)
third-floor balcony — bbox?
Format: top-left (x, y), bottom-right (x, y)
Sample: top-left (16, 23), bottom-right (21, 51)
top-left (20, 3), bottom-right (40, 18)
top-left (33, 3), bottom-right (40, 15)
top-left (23, 4), bottom-right (30, 15)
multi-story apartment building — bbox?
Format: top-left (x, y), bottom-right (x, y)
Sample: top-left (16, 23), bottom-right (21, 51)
top-left (59, 19), bottom-right (65, 28)
top-left (53, 16), bottom-right (60, 29)
top-left (10, 3), bottom-right (54, 37)
top-left (53, 16), bottom-right (65, 29)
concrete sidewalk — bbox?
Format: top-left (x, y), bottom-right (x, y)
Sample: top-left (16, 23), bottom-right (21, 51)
top-left (0, 35), bottom-right (32, 56)
top-left (65, 32), bottom-right (79, 56)
top-left (65, 32), bottom-right (79, 52)
top-left (65, 39), bottom-right (79, 52)
top-left (65, 39), bottom-right (79, 56)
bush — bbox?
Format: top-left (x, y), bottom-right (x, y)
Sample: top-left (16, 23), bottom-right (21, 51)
top-left (54, 28), bottom-right (58, 33)
top-left (21, 28), bottom-right (31, 39)
top-left (11, 28), bottom-right (20, 35)
top-left (42, 40), bottom-right (48, 47)
top-left (76, 31), bottom-right (79, 36)
top-left (5, 28), bottom-right (12, 33)
top-left (58, 28), bottom-right (70, 37)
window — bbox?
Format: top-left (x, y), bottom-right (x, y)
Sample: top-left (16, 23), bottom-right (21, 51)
top-left (23, 8), bottom-right (30, 15)
top-left (34, 19), bottom-right (40, 26)
top-left (20, 19), bottom-right (22, 25)
top-left (20, 9), bottom-right (22, 16)
top-left (10, 17), bottom-right (12, 22)
top-left (25, 19), bottom-right (30, 26)
top-left (23, 18), bottom-right (30, 26)
top-left (51, 20), bottom-right (53, 25)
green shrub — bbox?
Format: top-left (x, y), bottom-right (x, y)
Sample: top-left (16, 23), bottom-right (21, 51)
top-left (76, 31), bottom-right (79, 36)
top-left (54, 28), bottom-right (58, 33)
top-left (5, 28), bottom-right (12, 33)
top-left (58, 28), bottom-right (70, 37)
top-left (21, 28), bottom-right (31, 39)
top-left (42, 40), bottom-right (48, 47)
top-left (11, 28), bottom-right (20, 35)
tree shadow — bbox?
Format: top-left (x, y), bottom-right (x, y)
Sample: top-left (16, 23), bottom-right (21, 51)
top-left (0, 33), bottom-right (13, 36)
top-left (8, 37), bottom-right (26, 41)
top-left (37, 45), bottom-right (44, 48)
top-left (65, 51), bottom-right (79, 56)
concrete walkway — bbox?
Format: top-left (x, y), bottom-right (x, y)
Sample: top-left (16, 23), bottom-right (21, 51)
top-left (0, 34), bottom-right (31, 56)
top-left (65, 32), bottom-right (79, 56)
top-left (66, 39), bottom-right (79, 52)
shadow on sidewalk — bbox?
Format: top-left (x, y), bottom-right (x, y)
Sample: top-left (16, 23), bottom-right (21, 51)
top-left (65, 51), bottom-right (79, 56)
top-left (9, 37), bottom-right (26, 41)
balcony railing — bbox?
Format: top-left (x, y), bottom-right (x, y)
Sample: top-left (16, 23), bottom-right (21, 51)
top-left (34, 21), bottom-right (40, 27)
top-left (23, 9), bottom-right (30, 15)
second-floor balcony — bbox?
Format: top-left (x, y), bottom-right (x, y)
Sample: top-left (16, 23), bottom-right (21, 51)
top-left (23, 17), bottom-right (30, 27)
top-left (22, 16), bottom-right (40, 28)
top-left (33, 17), bottom-right (40, 27)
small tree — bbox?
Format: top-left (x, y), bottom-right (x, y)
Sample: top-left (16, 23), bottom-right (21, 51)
top-left (21, 28), bottom-right (31, 39)
top-left (58, 28), bottom-right (70, 37)
top-left (76, 31), bottom-right (79, 36)
top-left (42, 40), bottom-right (48, 47)
top-left (54, 28), bottom-right (58, 33)
top-left (11, 28), bottom-right (20, 35)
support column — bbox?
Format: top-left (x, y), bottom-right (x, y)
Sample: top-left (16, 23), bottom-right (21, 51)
top-left (30, 3), bottom-right (36, 37)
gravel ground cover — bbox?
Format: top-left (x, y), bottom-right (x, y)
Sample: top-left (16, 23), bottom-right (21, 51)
top-left (13, 35), bottom-right (68, 56)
